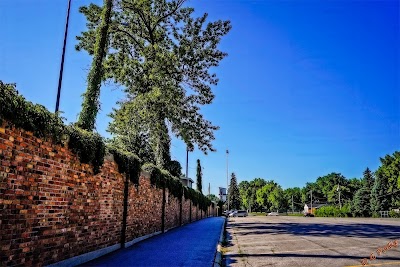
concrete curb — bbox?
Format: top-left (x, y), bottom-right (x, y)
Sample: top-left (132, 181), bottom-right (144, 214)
top-left (213, 216), bottom-right (226, 267)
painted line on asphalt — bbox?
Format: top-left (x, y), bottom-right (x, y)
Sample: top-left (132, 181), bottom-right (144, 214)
top-left (344, 261), bottom-right (400, 267)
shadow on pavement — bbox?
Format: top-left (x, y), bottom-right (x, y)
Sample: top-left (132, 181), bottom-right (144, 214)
top-left (230, 222), bottom-right (400, 239)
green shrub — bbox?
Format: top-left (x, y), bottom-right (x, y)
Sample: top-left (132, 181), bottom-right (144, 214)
top-left (389, 210), bottom-right (400, 218)
top-left (108, 147), bottom-right (141, 185)
top-left (0, 81), bottom-right (65, 143)
top-left (315, 205), bottom-right (351, 217)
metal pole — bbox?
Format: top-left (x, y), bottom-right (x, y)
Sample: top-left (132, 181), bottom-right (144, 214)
top-left (55, 0), bottom-right (72, 113)
top-left (226, 149), bottom-right (229, 211)
top-left (185, 146), bottom-right (189, 178)
top-left (310, 190), bottom-right (313, 214)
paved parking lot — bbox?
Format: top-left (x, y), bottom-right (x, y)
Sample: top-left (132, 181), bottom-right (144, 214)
top-left (224, 216), bottom-right (400, 267)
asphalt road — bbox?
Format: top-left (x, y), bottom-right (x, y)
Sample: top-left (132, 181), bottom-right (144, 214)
top-left (224, 216), bottom-right (400, 267)
top-left (80, 217), bottom-right (224, 267)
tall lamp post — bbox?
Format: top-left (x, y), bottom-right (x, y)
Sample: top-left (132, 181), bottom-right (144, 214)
top-left (55, 0), bottom-right (72, 113)
top-left (226, 149), bottom-right (229, 211)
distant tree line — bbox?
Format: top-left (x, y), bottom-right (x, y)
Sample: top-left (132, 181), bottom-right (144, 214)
top-left (237, 151), bottom-right (400, 217)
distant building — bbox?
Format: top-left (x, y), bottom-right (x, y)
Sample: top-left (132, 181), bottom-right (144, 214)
top-left (304, 203), bottom-right (327, 214)
top-left (180, 176), bottom-right (194, 188)
top-left (219, 187), bottom-right (227, 202)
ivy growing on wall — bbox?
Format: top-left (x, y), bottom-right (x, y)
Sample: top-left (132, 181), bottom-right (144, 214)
top-left (143, 163), bottom-right (211, 211)
top-left (108, 147), bottom-right (141, 185)
top-left (0, 81), bottom-right (146, 176)
top-left (0, 81), bottom-right (65, 143)
top-left (66, 125), bottom-right (105, 174)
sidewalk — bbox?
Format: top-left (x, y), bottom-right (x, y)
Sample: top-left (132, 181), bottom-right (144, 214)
top-left (80, 217), bottom-right (225, 267)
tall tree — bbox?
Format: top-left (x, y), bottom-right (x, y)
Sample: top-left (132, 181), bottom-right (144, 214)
top-left (370, 171), bottom-right (390, 215)
top-left (371, 151), bottom-right (400, 211)
top-left (196, 159), bottom-right (202, 193)
top-left (352, 168), bottom-right (374, 217)
top-left (76, 0), bottom-right (231, 167)
top-left (352, 187), bottom-right (371, 217)
top-left (228, 173), bottom-right (241, 210)
top-left (362, 167), bottom-right (374, 188)
top-left (76, 0), bottom-right (113, 131)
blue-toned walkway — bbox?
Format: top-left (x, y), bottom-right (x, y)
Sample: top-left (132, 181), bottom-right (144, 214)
top-left (80, 217), bottom-right (224, 267)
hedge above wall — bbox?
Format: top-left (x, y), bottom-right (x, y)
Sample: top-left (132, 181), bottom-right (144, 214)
top-left (142, 163), bottom-right (211, 211)
top-left (0, 81), bottom-right (137, 176)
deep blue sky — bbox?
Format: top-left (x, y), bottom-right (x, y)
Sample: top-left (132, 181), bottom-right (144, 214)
top-left (1, 0), bottom-right (399, 195)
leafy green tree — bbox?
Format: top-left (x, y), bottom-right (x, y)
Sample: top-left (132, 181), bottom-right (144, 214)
top-left (239, 180), bottom-right (250, 209)
top-left (362, 167), bottom-right (374, 188)
top-left (238, 178), bottom-right (266, 212)
top-left (269, 185), bottom-right (285, 211)
top-left (351, 168), bottom-right (375, 217)
top-left (196, 159), bottom-right (202, 193)
top-left (207, 194), bottom-right (219, 202)
top-left (107, 104), bottom-right (155, 163)
top-left (352, 187), bottom-right (371, 217)
top-left (376, 151), bottom-right (400, 207)
top-left (347, 177), bottom-right (363, 196)
top-left (370, 172), bottom-right (390, 214)
top-left (284, 187), bottom-right (302, 211)
top-left (228, 173), bottom-right (241, 210)
top-left (76, 0), bottom-right (113, 131)
top-left (256, 180), bottom-right (279, 211)
top-left (168, 160), bottom-right (182, 177)
top-left (371, 151), bottom-right (400, 211)
top-left (76, 0), bottom-right (232, 167)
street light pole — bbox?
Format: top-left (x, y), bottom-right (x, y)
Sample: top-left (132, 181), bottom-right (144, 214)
top-left (226, 150), bottom-right (228, 210)
top-left (55, 0), bottom-right (72, 113)
top-left (185, 146), bottom-right (189, 179)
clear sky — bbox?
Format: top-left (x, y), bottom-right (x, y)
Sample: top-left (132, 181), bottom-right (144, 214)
top-left (1, 0), bottom-right (399, 196)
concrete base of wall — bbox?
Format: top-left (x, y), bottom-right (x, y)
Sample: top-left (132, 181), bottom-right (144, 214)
top-left (125, 231), bottom-right (162, 248)
top-left (46, 244), bottom-right (121, 267)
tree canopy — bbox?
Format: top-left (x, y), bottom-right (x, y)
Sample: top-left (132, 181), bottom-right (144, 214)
top-left (76, 0), bottom-right (231, 167)
top-left (238, 151), bottom-right (399, 217)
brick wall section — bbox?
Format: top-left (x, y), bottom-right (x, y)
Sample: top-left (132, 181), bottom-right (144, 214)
top-left (0, 122), bottom-right (125, 266)
top-left (164, 191), bottom-right (180, 230)
top-left (125, 174), bottom-right (163, 240)
top-left (182, 199), bottom-right (191, 224)
top-left (0, 121), bottom-right (214, 266)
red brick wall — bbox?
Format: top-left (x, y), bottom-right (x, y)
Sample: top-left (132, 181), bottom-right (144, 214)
top-left (0, 122), bottom-right (125, 266)
top-left (0, 121), bottom-right (213, 266)
top-left (125, 174), bottom-right (163, 241)
top-left (164, 191), bottom-right (180, 230)
top-left (182, 198), bottom-right (191, 224)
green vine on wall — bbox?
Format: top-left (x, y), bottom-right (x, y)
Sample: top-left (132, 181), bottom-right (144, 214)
top-left (0, 81), bottom-right (65, 143)
top-left (0, 81), bottom-right (105, 174)
top-left (143, 163), bottom-right (211, 211)
top-left (108, 147), bottom-right (141, 185)
top-left (67, 125), bottom-right (105, 174)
